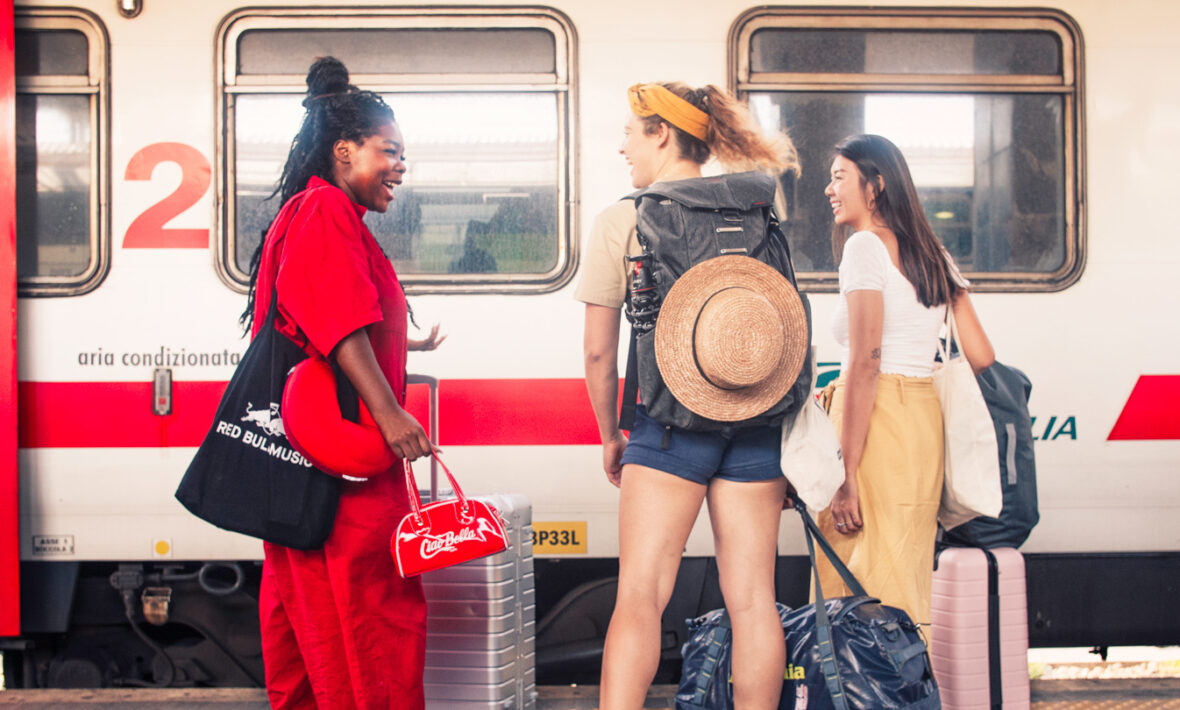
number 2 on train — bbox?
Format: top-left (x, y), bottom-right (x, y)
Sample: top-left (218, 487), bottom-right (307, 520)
top-left (123, 142), bottom-right (212, 248)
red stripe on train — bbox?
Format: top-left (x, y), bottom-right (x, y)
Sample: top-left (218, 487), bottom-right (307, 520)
top-left (1107, 375), bottom-right (1180, 441)
top-left (19, 381), bottom-right (228, 448)
top-left (436, 378), bottom-right (601, 446)
top-left (17, 379), bottom-right (603, 448)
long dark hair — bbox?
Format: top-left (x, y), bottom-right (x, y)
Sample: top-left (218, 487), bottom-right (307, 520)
top-left (830, 134), bottom-right (959, 308)
top-left (240, 56), bottom-right (396, 331)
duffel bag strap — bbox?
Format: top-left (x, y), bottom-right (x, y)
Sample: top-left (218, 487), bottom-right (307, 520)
top-left (799, 504), bottom-right (851, 710)
top-left (685, 614), bottom-right (732, 707)
top-left (797, 503), bottom-right (868, 597)
top-left (890, 640), bottom-right (931, 670)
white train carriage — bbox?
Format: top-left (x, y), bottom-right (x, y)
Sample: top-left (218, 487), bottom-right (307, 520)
top-left (1, 0), bottom-right (1178, 688)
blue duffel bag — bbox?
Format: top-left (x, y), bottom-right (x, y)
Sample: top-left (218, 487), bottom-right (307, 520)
top-left (676, 505), bottom-right (941, 710)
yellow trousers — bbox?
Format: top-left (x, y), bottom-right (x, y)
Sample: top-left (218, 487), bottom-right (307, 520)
top-left (813, 374), bottom-right (944, 626)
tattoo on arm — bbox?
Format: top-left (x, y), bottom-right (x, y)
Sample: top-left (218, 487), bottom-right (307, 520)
top-left (871, 348), bottom-right (881, 360)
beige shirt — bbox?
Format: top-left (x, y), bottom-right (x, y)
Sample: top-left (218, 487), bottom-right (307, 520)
top-left (574, 199), bottom-right (643, 308)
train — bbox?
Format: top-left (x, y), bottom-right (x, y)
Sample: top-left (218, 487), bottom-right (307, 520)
top-left (2, 0), bottom-right (1178, 690)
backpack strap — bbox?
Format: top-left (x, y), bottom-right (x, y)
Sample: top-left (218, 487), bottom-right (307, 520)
top-left (619, 324), bottom-right (639, 431)
top-left (619, 193), bottom-right (650, 433)
top-left (758, 211), bottom-right (798, 284)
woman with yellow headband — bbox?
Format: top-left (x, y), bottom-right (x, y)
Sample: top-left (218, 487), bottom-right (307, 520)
top-left (575, 82), bottom-right (798, 710)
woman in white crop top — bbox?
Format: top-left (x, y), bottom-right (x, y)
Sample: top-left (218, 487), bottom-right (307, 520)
top-left (816, 134), bottom-right (994, 627)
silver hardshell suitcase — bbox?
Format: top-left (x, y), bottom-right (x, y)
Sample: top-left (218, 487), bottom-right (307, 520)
top-left (422, 492), bottom-right (536, 710)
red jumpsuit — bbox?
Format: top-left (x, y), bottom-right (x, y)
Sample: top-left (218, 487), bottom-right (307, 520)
top-left (252, 176), bottom-right (427, 709)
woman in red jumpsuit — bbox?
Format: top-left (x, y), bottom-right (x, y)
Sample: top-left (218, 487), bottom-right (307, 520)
top-left (241, 56), bottom-right (432, 709)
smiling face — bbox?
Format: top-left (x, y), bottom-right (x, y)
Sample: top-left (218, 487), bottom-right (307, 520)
top-left (333, 121), bottom-right (407, 213)
top-left (824, 155), bottom-right (877, 230)
top-left (619, 113), bottom-right (663, 189)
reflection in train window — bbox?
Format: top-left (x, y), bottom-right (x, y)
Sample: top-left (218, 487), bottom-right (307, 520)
top-left (219, 10), bottom-right (575, 294)
top-left (749, 28), bottom-right (1062, 76)
top-left (732, 9), bottom-right (1084, 291)
top-left (14, 13), bottom-right (109, 296)
top-left (236, 28), bottom-right (557, 75)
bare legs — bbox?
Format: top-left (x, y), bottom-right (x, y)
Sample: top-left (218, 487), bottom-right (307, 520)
top-left (599, 465), bottom-right (787, 710)
top-left (709, 477), bottom-right (788, 710)
top-left (600, 464), bottom-right (706, 710)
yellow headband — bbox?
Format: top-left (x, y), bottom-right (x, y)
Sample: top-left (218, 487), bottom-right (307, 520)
top-left (628, 83), bottom-right (709, 142)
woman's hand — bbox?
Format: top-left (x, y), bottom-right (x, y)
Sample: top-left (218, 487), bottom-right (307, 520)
top-left (332, 327), bottom-right (435, 461)
top-left (408, 323), bottom-right (447, 352)
top-left (602, 430), bottom-right (627, 488)
top-left (375, 406), bottom-right (434, 461)
top-left (829, 477), bottom-right (863, 534)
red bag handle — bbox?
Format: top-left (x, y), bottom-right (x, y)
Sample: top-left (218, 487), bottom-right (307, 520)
top-left (402, 454), bottom-right (470, 527)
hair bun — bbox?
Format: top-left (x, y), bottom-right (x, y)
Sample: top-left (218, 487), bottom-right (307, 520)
top-left (306, 56), bottom-right (350, 97)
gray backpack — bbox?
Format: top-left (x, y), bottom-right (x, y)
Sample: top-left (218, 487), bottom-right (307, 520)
top-left (621, 171), bottom-right (812, 433)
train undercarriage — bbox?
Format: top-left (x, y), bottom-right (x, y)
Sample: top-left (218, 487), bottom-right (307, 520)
top-left (4, 553), bottom-right (1178, 689)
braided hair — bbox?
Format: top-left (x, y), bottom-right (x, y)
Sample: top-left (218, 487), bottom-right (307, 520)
top-left (240, 56), bottom-right (396, 331)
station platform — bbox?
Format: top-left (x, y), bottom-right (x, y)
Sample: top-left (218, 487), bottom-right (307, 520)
top-left (2, 681), bottom-right (1180, 709)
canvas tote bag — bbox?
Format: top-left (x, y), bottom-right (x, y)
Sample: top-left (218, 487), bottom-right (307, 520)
top-left (780, 349), bottom-right (844, 511)
top-left (933, 305), bottom-right (1002, 529)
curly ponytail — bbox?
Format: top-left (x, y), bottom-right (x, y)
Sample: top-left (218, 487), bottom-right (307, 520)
top-left (639, 82), bottom-right (798, 175)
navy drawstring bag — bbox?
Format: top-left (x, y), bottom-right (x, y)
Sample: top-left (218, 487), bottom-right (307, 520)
top-left (943, 361), bottom-right (1039, 549)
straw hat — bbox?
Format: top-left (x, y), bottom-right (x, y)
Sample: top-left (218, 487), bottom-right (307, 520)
top-left (654, 255), bottom-right (808, 422)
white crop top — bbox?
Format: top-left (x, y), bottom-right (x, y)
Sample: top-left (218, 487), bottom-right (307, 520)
top-left (831, 231), bottom-right (949, 377)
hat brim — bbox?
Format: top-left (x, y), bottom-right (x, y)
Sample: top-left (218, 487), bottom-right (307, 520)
top-left (282, 358), bottom-right (396, 479)
top-left (655, 256), bottom-right (808, 422)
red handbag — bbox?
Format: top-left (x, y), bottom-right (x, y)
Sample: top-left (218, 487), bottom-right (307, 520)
top-left (392, 455), bottom-right (508, 578)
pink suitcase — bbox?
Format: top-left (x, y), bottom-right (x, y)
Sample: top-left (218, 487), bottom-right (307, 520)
top-left (930, 547), bottom-right (1030, 709)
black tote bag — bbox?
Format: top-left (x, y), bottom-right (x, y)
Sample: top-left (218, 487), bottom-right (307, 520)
top-left (175, 290), bottom-right (341, 550)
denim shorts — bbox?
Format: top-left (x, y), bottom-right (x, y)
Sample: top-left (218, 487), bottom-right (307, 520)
top-left (620, 405), bottom-right (785, 485)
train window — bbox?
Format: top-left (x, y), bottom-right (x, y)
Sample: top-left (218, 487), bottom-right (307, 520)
top-left (14, 11), bottom-right (109, 296)
top-left (732, 9), bottom-right (1084, 291)
top-left (236, 28), bottom-right (556, 75)
top-left (749, 29), bottom-right (1061, 76)
top-left (218, 10), bottom-right (576, 294)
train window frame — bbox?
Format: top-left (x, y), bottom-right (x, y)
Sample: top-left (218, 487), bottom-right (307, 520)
top-left (729, 7), bottom-right (1086, 292)
top-left (215, 7), bottom-right (578, 295)
top-left (14, 9), bottom-right (110, 297)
